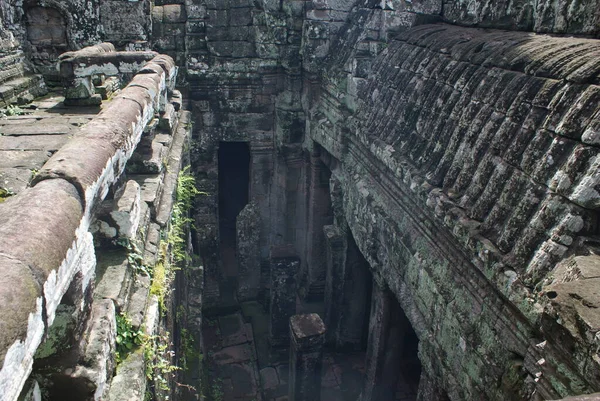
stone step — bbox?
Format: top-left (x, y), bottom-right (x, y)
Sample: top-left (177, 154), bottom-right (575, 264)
top-left (94, 249), bottom-right (134, 311)
top-left (0, 74), bottom-right (48, 107)
top-left (0, 57), bottom-right (26, 84)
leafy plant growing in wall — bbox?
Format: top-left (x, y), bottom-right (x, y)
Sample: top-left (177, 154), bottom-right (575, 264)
top-left (115, 312), bottom-right (145, 364)
top-left (169, 165), bottom-right (203, 265)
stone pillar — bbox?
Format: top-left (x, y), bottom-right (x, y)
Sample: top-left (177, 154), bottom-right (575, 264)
top-left (416, 371), bottom-right (449, 401)
top-left (270, 245), bottom-right (299, 346)
top-left (323, 224), bottom-right (346, 345)
top-left (236, 202), bottom-right (261, 301)
top-left (248, 142), bottom-right (274, 260)
top-left (360, 282), bottom-right (392, 401)
top-left (305, 147), bottom-right (332, 299)
top-left (289, 313), bottom-right (326, 401)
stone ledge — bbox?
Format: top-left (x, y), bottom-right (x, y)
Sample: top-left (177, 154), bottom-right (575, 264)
top-left (0, 178), bottom-right (83, 401)
top-left (32, 54), bottom-right (175, 216)
top-left (0, 49), bottom-right (178, 401)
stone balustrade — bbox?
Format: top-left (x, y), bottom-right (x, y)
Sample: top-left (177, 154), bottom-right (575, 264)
top-left (58, 42), bottom-right (173, 106)
top-left (0, 46), bottom-right (178, 401)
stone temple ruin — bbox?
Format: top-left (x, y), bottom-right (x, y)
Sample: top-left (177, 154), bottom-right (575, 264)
top-left (0, 0), bottom-right (599, 400)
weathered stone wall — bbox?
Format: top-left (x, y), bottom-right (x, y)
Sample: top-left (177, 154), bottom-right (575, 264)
top-left (442, 0), bottom-right (600, 35)
top-left (307, 15), bottom-right (600, 400)
top-left (0, 0), bottom-right (47, 105)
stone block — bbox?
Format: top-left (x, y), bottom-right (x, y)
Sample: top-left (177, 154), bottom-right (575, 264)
top-left (71, 299), bottom-right (116, 401)
top-left (0, 179), bottom-right (83, 317)
top-left (229, 7), bottom-right (253, 26)
top-left (100, 0), bottom-right (151, 42)
top-left (207, 9), bottom-right (229, 26)
top-left (110, 180), bottom-right (142, 239)
top-left (126, 275), bottom-right (151, 330)
top-left (186, 34), bottom-right (208, 50)
top-left (163, 4), bottom-right (187, 22)
top-left (207, 40), bottom-right (257, 58)
top-left (94, 250), bottom-right (132, 310)
top-left (128, 138), bottom-right (165, 174)
top-left (186, 1), bottom-right (207, 19)
top-left (0, 255), bottom-right (42, 363)
top-left (186, 19), bottom-right (206, 34)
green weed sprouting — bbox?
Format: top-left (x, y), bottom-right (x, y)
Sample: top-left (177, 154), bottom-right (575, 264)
top-left (150, 165), bottom-right (203, 313)
top-left (115, 312), bottom-right (145, 365)
top-left (0, 188), bottom-right (14, 203)
top-left (118, 238), bottom-right (153, 277)
top-left (150, 242), bottom-right (170, 313)
top-left (179, 328), bottom-right (201, 372)
top-left (0, 104), bottom-right (25, 117)
top-left (168, 165), bottom-right (202, 265)
top-left (144, 332), bottom-right (181, 392)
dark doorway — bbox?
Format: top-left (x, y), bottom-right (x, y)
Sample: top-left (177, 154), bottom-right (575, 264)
top-left (382, 296), bottom-right (421, 401)
top-left (218, 141), bottom-right (250, 279)
top-left (339, 232), bottom-right (373, 350)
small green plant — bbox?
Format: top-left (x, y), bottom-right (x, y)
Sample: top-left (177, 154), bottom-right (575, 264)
top-left (211, 378), bottom-right (224, 401)
top-left (168, 166), bottom-right (202, 265)
top-left (180, 328), bottom-right (200, 372)
top-left (115, 312), bottom-right (145, 364)
top-left (118, 238), bottom-right (152, 276)
top-left (150, 241), bottom-right (176, 314)
top-left (144, 332), bottom-right (181, 392)
top-left (29, 168), bottom-right (39, 181)
top-left (0, 188), bottom-right (14, 203)
top-left (1, 104), bottom-right (25, 117)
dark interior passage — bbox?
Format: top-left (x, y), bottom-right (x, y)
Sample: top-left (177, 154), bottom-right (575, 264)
top-left (218, 141), bottom-right (250, 279)
top-left (339, 232), bottom-right (372, 350)
top-left (382, 296), bottom-right (421, 401)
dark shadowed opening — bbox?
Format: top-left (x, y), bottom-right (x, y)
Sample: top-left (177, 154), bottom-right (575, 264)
top-left (341, 232), bottom-right (373, 351)
top-left (218, 141), bottom-right (250, 279)
top-left (382, 296), bottom-right (421, 401)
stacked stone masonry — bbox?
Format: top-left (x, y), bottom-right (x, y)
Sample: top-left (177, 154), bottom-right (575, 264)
top-left (0, 43), bottom-right (194, 401)
top-left (0, 0), bottom-right (599, 401)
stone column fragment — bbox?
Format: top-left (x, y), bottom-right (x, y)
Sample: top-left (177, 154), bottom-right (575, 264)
top-left (323, 224), bottom-right (346, 345)
top-left (269, 245), bottom-right (298, 346)
top-left (289, 313), bottom-right (326, 401)
top-left (361, 282), bottom-right (392, 401)
top-left (236, 202), bottom-right (261, 301)
top-left (305, 149), bottom-right (332, 299)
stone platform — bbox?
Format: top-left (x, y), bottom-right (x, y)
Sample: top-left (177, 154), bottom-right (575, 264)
top-left (0, 93), bottom-right (101, 197)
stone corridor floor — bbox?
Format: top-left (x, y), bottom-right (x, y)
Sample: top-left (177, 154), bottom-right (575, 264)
top-left (0, 93), bottom-right (101, 197)
top-left (203, 300), bottom-right (418, 401)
